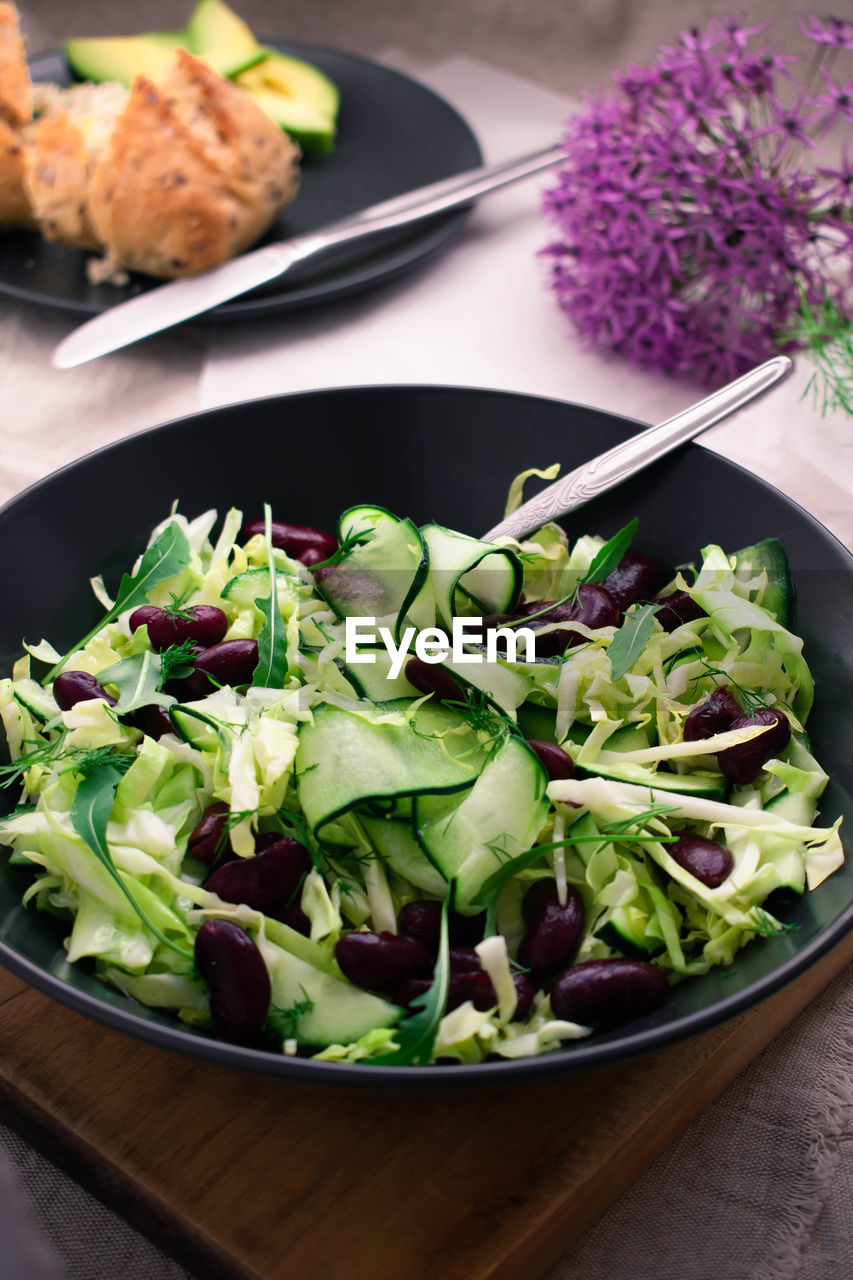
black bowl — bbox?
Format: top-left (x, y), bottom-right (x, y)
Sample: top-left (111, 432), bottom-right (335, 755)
top-left (1, 384), bottom-right (851, 1088)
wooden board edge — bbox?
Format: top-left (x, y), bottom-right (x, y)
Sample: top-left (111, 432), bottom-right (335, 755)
top-left (481, 933), bottom-right (853, 1280)
top-left (0, 1076), bottom-right (256, 1280)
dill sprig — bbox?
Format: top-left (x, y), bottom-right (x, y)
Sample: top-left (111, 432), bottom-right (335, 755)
top-left (158, 639), bottom-right (198, 685)
top-left (778, 287), bottom-right (853, 419)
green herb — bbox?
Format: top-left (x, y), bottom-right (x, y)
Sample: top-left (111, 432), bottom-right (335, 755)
top-left (158, 639), bottom-right (197, 685)
top-left (253, 504), bottom-right (289, 689)
top-left (608, 603), bottom-right (661, 682)
top-left (162, 591), bottom-right (196, 623)
top-left (372, 885), bottom-right (453, 1066)
top-left (752, 908), bottom-right (799, 938)
top-left (70, 763), bottom-right (192, 959)
top-left (777, 285), bottom-right (853, 419)
top-left (96, 651), bottom-right (175, 716)
top-left (63, 746), bottom-right (135, 780)
top-left (0, 732), bottom-right (68, 782)
top-left (446, 689), bottom-right (517, 747)
top-left (519, 519), bottom-right (640, 627)
top-left (46, 521), bottom-right (192, 681)
top-left (687, 658), bottom-right (764, 713)
top-left (267, 987), bottom-right (315, 1039)
top-left (581, 518), bottom-right (639, 586)
top-left (472, 804), bottom-right (679, 910)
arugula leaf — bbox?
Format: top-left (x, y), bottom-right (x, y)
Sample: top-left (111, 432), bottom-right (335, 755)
top-left (96, 651), bottom-right (176, 715)
top-left (608, 603), bottom-right (660, 682)
top-left (253, 504), bottom-right (289, 689)
top-left (46, 522), bottom-right (192, 681)
top-left (581, 518), bottom-right (639, 586)
top-left (372, 886), bottom-right (453, 1066)
top-left (70, 763), bottom-right (192, 959)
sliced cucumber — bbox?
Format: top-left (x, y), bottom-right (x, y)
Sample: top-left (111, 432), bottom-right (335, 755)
top-left (413, 735), bottom-right (548, 911)
top-left (316, 512), bottom-right (428, 638)
top-left (260, 935), bottom-right (400, 1046)
top-left (731, 537), bottom-right (795, 629)
top-left (14, 680), bottom-right (60, 723)
top-left (359, 815), bottom-right (448, 896)
top-left (296, 698), bottom-right (491, 838)
top-left (596, 903), bottom-right (664, 959)
top-left (416, 523), bottom-right (521, 629)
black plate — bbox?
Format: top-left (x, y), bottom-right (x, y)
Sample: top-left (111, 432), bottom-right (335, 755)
top-left (0, 45), bottom-right (481, 320)
top-left (1, 384), bottom-right (852, 1089)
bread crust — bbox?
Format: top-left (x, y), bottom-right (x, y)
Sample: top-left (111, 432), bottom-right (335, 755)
top-left (0, 113), bottom-right (33, 227)
top-left (87, 48), bottom-right (300, 279)
top-left (0, 0), bottom-right (33, 226)
top-left (0, 1), bottom-right (30, 127)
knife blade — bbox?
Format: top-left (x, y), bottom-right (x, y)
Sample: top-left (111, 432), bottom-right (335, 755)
top-left (53, 142), bottom-right (565, 370)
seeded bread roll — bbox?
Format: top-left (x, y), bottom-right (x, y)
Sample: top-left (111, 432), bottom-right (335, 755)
top-left (23, 82), bottom-right (127, 249)
top-left (0, 0), bottom-right (34, 227)
top-left (86, 48), bottom-right (301, 279)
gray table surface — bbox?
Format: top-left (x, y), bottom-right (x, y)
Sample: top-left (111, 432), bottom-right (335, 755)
top-left (2, 3), bottom-right (851, 1279)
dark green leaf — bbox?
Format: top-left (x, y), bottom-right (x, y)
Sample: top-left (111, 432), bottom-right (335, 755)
top-left (97, 652), bottom-right (175, 715)
top-left (70, 763), bottom-right (192, 959)
top-left (253, 505), bottom-right (289, 689)
top-left (46, 522), bottom-right (192, 681)
top-left (608, 603), bottom-right (660, 682)
top-left (372, 885), bottom-right (453, 1066)
top-left (582, 518), bottom-right (639, 585)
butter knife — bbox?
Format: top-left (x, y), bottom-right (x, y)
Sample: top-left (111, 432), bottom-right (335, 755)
top-left (53, 142), bottom-right (565, 370)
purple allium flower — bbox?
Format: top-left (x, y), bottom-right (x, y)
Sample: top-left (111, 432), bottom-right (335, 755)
top-left (798, 15), bottom-right (853, 50)
top-left (541, 16), bottom-right (853, 387)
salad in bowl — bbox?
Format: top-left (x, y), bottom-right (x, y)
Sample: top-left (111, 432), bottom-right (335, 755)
top-left (0, 472), bottom-right (843, 1068)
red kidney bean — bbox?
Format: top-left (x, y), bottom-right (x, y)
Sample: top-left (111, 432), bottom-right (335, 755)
top-left (397, 900), bottom-right (486, 951)
top-left (187, 802), bottom-right (234, 866)
top-left (194, 918), bottom-right (271, 1041)
top-left (335, 930), bottom-right (433, 992)
top-left (244, 519), bottom-right (337, 565)
top-left (128, 703), bottom-right (174, 741)
top-left (526, 584), bottom-right (622, 657)
top-left (449, 946), bottom-right (482, 973)
top-left (517, 880), bottom-right (585, 978)
top-left (550, 958), bottom-right (669, 1028)
top-left (404, 657), bottom-right (465, 704)
top-left (717, 707), bottom-right (791, 784)
top-left (527, 739), bottom-right (575, 781)
top-left (398, 969), bottom-right (535, 1019)
top-left (53, 670), bottom-right (117, 710)
top-left (205, 838), bottom-right (311, 916)
top-left (669, 834), bottom-right (734, 888)
top-left (683, 685), bottom-right (742, 742)
top-left (604, 553), bottom-right (668, 610)
top-left (182, 638), bottom-right (259, 698)
top-left (129, 604), bottom-right (227, 651)
top-left (279, 901), bottom-right (312, 936)
top-left (299, 547), bottom-right (327, 568)
top-left (652, 590), bottom-right (706, 633)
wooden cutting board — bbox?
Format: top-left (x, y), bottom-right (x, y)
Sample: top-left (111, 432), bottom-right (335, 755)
top-left (1, 937), bottom-right (852, 1280)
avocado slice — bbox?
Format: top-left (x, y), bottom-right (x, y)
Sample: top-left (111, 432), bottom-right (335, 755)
top-left (185, 0), bottom-right (340, 151)
top-left (65, 35), bottom-right (175, 86)
top-left (65, 33), bottom-right (264, 87)
top-left (185, 0), bottom-right (258, 61)
top-left (237, 50), bottom-right (340, 152)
